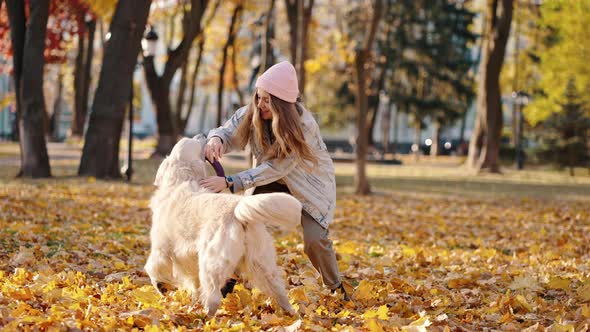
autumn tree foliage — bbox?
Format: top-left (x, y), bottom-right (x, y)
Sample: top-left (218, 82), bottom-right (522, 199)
top-left (0, 0), bottom-right (92, 66)
top-left (525, 1), bottom-right (590, 125)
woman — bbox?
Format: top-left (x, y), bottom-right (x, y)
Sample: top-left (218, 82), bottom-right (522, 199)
top-left (199, 61), bottom-right (349, 301)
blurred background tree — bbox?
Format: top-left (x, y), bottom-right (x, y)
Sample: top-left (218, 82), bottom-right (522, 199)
top-left (79, 0), bottom-right (151, 178)
top-left (533, 78), bottom-right (589, 176)
top-left (467, 0), bottom-right (514, 173)
top-left (5, 0), bottom-right (52, 177)
top-left (526, 0), bottom-right (590, 126)
top-left (143, 0), bottom-right (208, 157)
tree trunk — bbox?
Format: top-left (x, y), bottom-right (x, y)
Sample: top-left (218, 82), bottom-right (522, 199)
top-left (183, 0), bottom-right (220, 134)
top-left (568, 144), bottom-right (575, 176)
top-left (21, 0), bottom-right (52, 177)
top-left (430, 120), bottom-right (440, 156)
top-left (175, 53), bottom-right (190, 128)
top-left (285, 0), bottom-right (313, 96)
top-left (199, 94), bottom-right (209, 133)
top-left (367, 66), bottom-right (388, 147)
top-left (50, 70), bottom-right (64, 142)
top-left (6, 0), bottom-right (25, 144)
top-left (260, 0), bottom-right (275, 73)
top-left (7, 0), bottom-right (52, 178)
top-left (353, 0), bottom-right (383, 196)
top-left (79, 0), bottom-right (152, 178)
top-left (392, 105), bottom-right (399, 154)
top-left (144, 0), bottom-right (208, 157)
top-left (354, 52), bottom-right (370, 195)
top-left (72, 18), bottom-right (96, 137)
top-left (459, 103), bottom-right (467, 144)
top-left (381, 97), bottom-right (391, 156)
top-left (467, 0), bottom-right (514, 173)
top-left (174, 11), bottom-right (192, 129)
top-left (167, 13), bottom-right (176, 50)
top-left (98, 19), bottom-right (106, 46)
top-left (81, 19), bottom-right (95, 132)
top-left (72, 20), bottom-right (86, 136)
top-left (231, 46), bottom-right (245, 106)
top-left (185, 38), bottom-right (205, 133)
top-left (510, 1), bottom-right (521, 147)
top-left (144, 59), bottom-right (177, 157)
top-left (366, 12), bottom-right (393, 148)
top-left (217, 2), bottom-right (243, 127)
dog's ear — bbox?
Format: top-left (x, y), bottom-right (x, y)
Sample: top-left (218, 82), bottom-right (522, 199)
top-left (154, 158), bottom-right (171, 186)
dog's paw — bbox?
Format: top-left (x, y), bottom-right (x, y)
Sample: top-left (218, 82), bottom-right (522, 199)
top-left (285, 306), bottom-right (297, 316)
top-left (279, 302), bottom-right (297, 316)
top-left (205, 299), bottom-right (221, 317)
top-left (206, 307), bottom-right (218, 318)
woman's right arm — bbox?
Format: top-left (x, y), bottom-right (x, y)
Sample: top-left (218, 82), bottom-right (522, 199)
top-left (206, 106), bottom-right (249, 159)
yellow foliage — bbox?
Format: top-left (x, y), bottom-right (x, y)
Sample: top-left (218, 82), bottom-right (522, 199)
top-left (0, 179), bottom-right (588, 330)
top-left (526, 1), bottom-right (590, 124)
top-left (402, 314), bottom-right (431, 332)
top-left (578, 285), bottom-right (590, 302)
top-left (81, 0), bottom-right (117, 19)
top-left (363, 305), bottom-right (389, 320)
top-left (547, 277), bottom-right (571, 290)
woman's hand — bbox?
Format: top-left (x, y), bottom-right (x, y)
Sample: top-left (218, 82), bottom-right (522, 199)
top-left (204, 137), bottom-right (224, 162)
top-left (198, 176), bottom-right (227, 193)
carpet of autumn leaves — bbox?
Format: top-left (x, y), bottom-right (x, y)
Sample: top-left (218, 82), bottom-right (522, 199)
top-left (1, 176), bottom-right (590, 331)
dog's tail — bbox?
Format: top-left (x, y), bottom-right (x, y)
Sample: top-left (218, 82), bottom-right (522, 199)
top-left (234, 193), bottom-right (302, 230)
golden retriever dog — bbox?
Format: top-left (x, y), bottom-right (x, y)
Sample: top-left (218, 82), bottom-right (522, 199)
top-left (145, 136), bottom-right (301, 316)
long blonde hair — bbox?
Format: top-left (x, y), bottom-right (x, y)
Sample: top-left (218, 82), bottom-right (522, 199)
top-left (232, 93), bottom-right (318, 169)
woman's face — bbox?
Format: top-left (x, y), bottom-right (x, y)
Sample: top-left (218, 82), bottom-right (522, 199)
top-left (256, 89), bottom-right (273, 120)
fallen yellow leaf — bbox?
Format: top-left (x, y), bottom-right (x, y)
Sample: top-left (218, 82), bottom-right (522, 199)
top-left (577, 285), bottom-right (590, 302)
top-left (402, 314), bottom-right (431, 332)
top-left (514, 294), bottom-right (532, 313)
top-left (547, 277), bottom-right (570, 290)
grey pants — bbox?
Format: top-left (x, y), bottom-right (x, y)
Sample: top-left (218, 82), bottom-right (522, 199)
top-left (253, 182), bottom-right (342, 289)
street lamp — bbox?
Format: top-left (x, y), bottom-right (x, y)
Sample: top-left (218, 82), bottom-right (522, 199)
top-left (142, 25), bottom-right (159, 58)
top-left (512, 91), bottom-right (529, 170)
top-left (121, 26), bottom-right (158, 182)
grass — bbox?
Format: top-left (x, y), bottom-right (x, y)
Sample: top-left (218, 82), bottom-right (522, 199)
top-left (1, 141), bottom-right (589, 201)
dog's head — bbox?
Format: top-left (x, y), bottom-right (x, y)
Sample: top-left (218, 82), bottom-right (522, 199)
top-left (154, 135), bottom-right (208, 187)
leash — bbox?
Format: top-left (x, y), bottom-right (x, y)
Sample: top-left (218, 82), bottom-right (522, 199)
top-left (206, 158), bottom-right (225, 177)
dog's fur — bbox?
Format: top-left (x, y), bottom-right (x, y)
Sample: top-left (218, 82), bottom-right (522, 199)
top-left (145, 136), bottom-right (301, 316)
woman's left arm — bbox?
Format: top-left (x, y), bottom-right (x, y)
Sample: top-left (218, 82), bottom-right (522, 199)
top-left (228, 155), bottom-right (298, 193)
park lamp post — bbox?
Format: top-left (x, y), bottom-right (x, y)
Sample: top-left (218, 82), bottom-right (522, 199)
top-left (121, 26), bottom-right (158, 182)
top-left (143, 26), bottom-right (159, 58)
top-left (512, 91), bottom-right (529, 170)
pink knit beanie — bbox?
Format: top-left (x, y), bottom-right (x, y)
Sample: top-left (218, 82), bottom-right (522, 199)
top-left (255, 61), bottom-right (299, 103)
